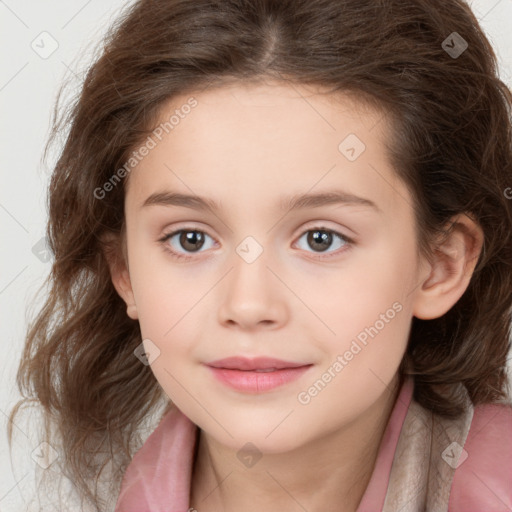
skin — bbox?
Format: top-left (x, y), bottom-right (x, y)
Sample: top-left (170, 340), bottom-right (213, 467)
top-left (106, 80), bottom-right (483, 512)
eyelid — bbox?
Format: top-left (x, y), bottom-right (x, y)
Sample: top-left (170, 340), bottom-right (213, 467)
top-left (295, 220), bottom-right (355, 238)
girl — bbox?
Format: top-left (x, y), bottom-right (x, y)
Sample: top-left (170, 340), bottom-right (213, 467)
top-left (9, 0), bottom-right (512, 510)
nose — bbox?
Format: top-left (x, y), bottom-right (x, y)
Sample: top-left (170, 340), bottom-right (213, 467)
top-left (217, 245), bottom-right (288, 331)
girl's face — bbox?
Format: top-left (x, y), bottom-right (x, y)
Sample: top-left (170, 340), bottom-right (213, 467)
top-left (115, 81), bottom-right (430, 452)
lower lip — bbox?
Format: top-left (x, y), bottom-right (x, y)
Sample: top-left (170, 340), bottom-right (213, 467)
top-left (206, 365), bottom-right (313, 393)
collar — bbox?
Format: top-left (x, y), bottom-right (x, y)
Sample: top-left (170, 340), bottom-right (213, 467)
top-left (115, 375), bottom-right (417, 512)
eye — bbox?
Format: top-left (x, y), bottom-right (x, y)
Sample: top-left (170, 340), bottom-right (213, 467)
top-left (158, 225), bottom-right (354, 262)
top-left (158, 228), bottom-right (216, 260)
top-left (294, 227), bottom-right (353, 259)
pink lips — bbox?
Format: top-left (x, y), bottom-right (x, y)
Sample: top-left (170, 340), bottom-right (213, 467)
top-left (204, 356), bottom-right (313, 393)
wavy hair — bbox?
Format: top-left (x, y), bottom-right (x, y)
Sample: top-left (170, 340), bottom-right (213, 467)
top-left (9, 0), bottom-right (512, 509)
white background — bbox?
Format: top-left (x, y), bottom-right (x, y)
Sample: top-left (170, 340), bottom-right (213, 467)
top-left (1, 0), bottom-right (511, 510)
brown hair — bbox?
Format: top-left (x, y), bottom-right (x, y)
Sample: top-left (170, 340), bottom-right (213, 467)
top-left (9, 0), bottom-right (512, 509)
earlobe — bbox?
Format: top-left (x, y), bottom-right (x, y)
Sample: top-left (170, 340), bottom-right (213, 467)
top-left (112, 267), bottom-right (139, 320)
top-left (412, 214), bottom-right (484, 320)
top-left (101, 232), bottom-right (139, 320)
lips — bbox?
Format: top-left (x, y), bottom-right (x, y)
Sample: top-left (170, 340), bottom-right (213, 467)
top-left (205, 357), bottom-right (314, 393)
top-left (206, 356), bottom-right (310, 371)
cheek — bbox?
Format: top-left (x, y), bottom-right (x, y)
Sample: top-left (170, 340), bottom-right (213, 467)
top-left (309, 243), bottom-right (414, 334)
top-left (308, 242), bottom-right (415, 381)
top-left (129, 248), bottom-right (204, 338)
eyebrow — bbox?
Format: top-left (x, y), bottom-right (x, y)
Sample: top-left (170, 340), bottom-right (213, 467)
top-left (141, 189), bottom-right (381, 213)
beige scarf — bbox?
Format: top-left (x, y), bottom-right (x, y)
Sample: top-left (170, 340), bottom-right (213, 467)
top-left (382, 389), bottom-right (474, 511)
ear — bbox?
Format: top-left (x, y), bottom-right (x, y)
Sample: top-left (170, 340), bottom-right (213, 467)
top-left (412, 213), bottom-right (484, 320)
top-left (100, 231), bottom-right (139, 320)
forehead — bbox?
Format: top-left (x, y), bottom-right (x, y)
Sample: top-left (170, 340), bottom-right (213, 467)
top-left (166, 80), bottom-right (383, 133)
top-left (124, 81), bottom-right (408, 218)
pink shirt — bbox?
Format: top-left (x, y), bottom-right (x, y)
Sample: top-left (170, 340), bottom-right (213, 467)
top-left (115, 375), bottom-right (512, 511)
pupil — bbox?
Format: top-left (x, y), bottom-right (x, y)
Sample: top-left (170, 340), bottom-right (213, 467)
top-left (308, 230), bottom-right (331, 252)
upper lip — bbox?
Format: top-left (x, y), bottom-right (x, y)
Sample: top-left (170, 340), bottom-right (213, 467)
top-left (205, 356), bottom-right (311, 371)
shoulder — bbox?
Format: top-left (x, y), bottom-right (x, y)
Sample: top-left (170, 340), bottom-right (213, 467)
top-left (449, 401), bottom-right (512, 511)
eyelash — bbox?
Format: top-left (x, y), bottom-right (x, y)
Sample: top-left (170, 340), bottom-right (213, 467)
top-left (158, 225), bottom-right (355, 262)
